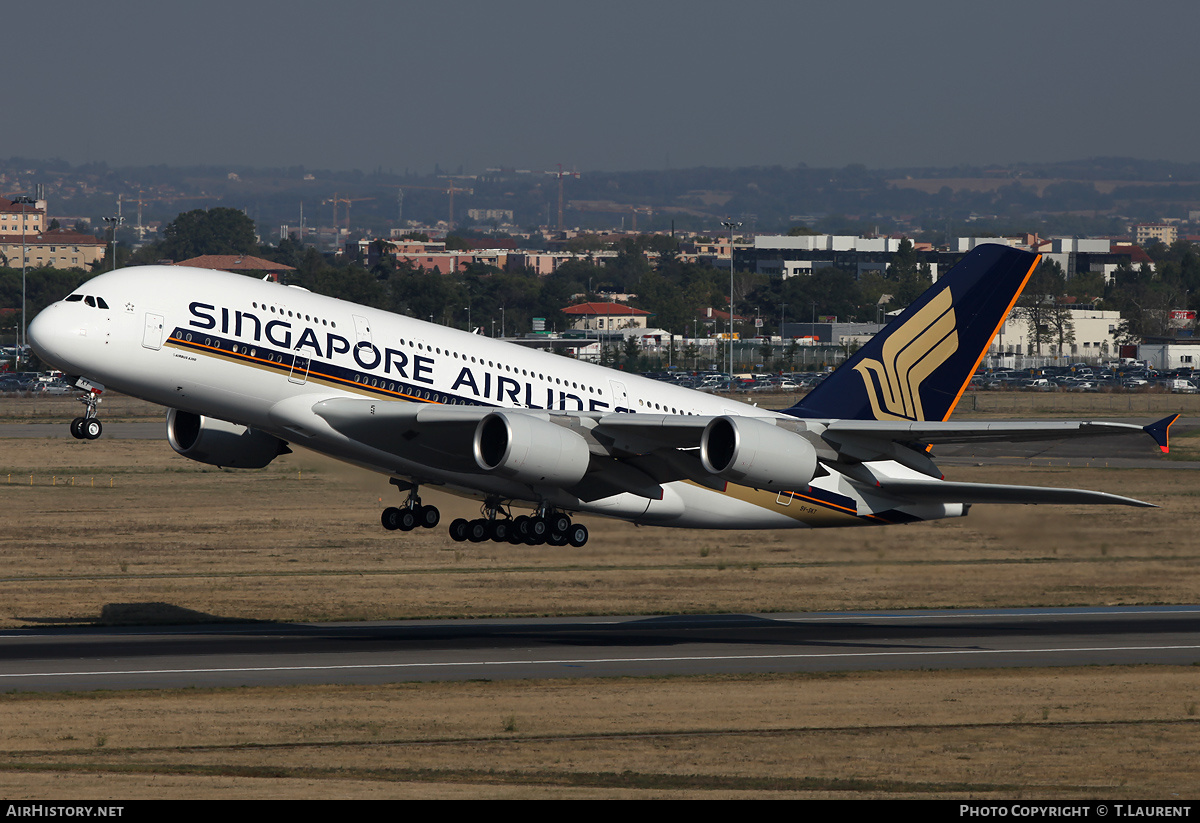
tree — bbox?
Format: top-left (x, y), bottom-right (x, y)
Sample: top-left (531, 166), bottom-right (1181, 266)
top-left (787, 225), bottom-right (820, 236)
top-left (683, 342), bottom-right (700, 370)
top-left (883, 239), bottom-right (933, 309)
top-left (160, 208), bottom-right (258, 261)
top-left (783, 340), bottom-right (800, 370)
top-left (622, 336), bottom-right (641, 371)
top-left (759, 340), bottom-right (774, 369)
top-left (1015, 259), bottom-right (1070, 356)
top-left (1046, 299), bottom-right (1076, 356)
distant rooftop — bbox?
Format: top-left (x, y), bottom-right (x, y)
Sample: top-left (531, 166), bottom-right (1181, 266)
top-left (174, 254), bottom-right (296, 272)
top-left (562, 302), bottom-right (650, 316)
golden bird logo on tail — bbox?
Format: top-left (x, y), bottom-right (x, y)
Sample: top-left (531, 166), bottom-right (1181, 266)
top-left (853, 287), bottom-right (958, 421)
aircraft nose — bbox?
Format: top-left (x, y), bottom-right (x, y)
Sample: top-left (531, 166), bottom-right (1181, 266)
top-left (27, 303), bottom-right (80, 373)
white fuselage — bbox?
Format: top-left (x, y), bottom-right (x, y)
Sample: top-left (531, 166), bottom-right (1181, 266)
top-left (28, 266), bottom-right (962, 530)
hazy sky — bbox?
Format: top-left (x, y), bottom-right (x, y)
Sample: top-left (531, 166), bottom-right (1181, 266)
top-left (9, 0), bottom-right (1200, 174)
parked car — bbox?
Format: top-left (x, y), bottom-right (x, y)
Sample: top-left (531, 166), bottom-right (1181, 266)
top-left (1161, 379), bottom-right (1197, 394)
top-left (31, 380), bottom-right (73, 395)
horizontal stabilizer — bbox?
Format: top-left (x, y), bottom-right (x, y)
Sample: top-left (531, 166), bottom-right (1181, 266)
top-left (875, 479), bottom-right (1155, 508)
top-left (823, 419), bottom-right (1152, 445)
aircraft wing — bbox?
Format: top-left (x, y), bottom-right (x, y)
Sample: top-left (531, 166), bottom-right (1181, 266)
top-left (291, 397), bottom-right (1174, 507)
top-left (589, 414), bottom-right (1179, 457)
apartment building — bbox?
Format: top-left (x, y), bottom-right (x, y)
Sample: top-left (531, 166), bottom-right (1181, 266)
top-left (0, 227), bottom-right (105, 270)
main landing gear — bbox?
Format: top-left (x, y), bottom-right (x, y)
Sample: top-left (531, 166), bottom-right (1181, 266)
top-left (380, 479), bottom-right (441, 532)
top-left (69, 386), bottom-right (104, 441)
top-left (447, 500), bottom-right (589, 547)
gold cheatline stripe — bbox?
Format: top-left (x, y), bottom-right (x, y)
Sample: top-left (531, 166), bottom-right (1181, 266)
top-left (694, 481), bottom-right (885, 526)
top-left (165, 336), bottom-right (441, 405)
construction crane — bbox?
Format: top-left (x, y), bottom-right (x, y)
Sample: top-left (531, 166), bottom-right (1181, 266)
top-left (546, 164), bottom-right (580, 231)
top-left (322, 193), bottom-right (375, 234)
top-left (393, 183), bottom-right (473, 228)
top-left (570, 202), bottom-right (653, 231)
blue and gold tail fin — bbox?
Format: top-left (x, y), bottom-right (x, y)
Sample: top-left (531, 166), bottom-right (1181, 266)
top-left (786, 243), bottom-right (1040, 422)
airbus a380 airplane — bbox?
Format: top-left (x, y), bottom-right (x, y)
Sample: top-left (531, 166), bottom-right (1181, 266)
top-left (27, 244), bottom-right (1176, 547)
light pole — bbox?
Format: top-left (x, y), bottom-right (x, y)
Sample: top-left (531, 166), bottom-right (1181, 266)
top-left (103, 215), bottom-right (123, 272)
top-left (500, 306), bottom-right (505, 338)
top-left (14, 196), bottom-right (34, 364)
top-left (811, 301), bottom-right (818, 368)
top-left (721, 220), bottom-right (741, 376)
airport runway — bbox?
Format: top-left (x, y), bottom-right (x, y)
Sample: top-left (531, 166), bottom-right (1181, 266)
top-left (3, 417), bottom-right (1195, 693)
top-left (1, 606), bottom-right (1198, 692)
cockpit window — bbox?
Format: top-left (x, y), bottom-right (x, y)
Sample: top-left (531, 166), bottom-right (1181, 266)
top-left (70, 294), bottom-right (110, 309)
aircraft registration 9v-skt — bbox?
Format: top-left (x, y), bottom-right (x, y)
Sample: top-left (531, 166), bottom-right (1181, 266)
top-left (27, 244), bottom-right (1176, 547)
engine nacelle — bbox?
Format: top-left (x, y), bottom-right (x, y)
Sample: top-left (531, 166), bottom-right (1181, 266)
top-left (166, 409), bottom-right (290, 469)
top-left (473, 412), bottom-right (591, 487)
top-left (699, 415), bottom-right (819, 491)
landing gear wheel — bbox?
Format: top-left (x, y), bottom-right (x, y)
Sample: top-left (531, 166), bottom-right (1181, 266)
top-left (420, 506), bottom-right (441, 529)
top-left (513, 516), bottom-right (531, 539)
top-left (449, 518), bottom-right (469, 542)
top-left (529, 517), bottom-right (549, 540)
top-left (381, 507), bottom-right (401, 531)
top-left (567, 523), bottom-right (589, 547)
top-left (467, 519), bottom-right (489, 543)
top-left (547, 530), bottom-right (569, 546)
top-left (489, 519), bottom-right (511, 542)
top-left (397, 509), bottom-right (418, 531)
top-left (550, 513), bottom-right (572, 535)
top-left (72, 387), bottom-right (104, 441)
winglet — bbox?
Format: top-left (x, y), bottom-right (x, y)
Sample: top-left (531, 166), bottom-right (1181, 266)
top-left (1144, 414), bottom-right (1179, 454)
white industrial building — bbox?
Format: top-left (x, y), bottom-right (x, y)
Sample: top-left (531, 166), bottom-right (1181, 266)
top-left (989, 306), bottom-right (1122, 364)
top-left (750, 235), bottom-right (941, 281)
top-left (1138, 341), bottom-right (1200, 371)
top-left (748, 234), bottom-right (1146, 286)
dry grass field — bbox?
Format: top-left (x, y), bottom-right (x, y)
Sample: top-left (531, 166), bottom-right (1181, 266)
top-left (1, 393), bottom-right (1197, 798)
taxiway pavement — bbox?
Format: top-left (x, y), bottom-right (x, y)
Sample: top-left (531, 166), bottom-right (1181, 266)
top-left (1, 606), bottom-right (1198, 692)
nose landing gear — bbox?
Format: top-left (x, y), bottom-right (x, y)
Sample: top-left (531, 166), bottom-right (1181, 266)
top-left (69, 383), bottom-right (104, 440)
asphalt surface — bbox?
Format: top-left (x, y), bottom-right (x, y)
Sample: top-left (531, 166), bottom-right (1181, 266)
top-left (1, 607), bottom-right (1198, 692)
top-left (0, 421), bottom-right (163, 439)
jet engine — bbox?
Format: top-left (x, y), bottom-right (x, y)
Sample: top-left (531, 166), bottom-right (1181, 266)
top-left (473, 412), bottom-right (591, 487)
top-left (166, 409), bottom-right (291, 469)
top-left (699, 415), bottom-right (819, 491)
